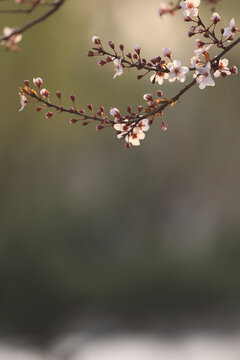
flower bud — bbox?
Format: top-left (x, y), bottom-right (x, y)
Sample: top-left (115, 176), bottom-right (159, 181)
top-left (92, 36), bottom-right (101, 45)
top-left (82, 121), bottom-right (88, 126)
top-left (56, 91), bottom-right (62, 99)
top-left (88, 51), bottom-right (94, 56)
top-left (157, 90), bottom-right (163, 97)
top-left (230, 65), bottom-right (238, 74)
top-left (45, 111), bottom-right (54, 119)
top-left (161, 121), bottom-right (168, 131)
top-left (211, 12), bottom-right (221, 24)
top-left (70, 94), bottom-right (76, 102)
top-left (24, 80), bottom-right (29, 87)
top-left (33, 77), bottom-right (43, 88)
top-left (143, 93), bottom-right (153, 101)
top-left (69, 118), bottom-right (78, 124)
top-left (96, 124), bottom-right (104, 131)
top-left (87, 104), bottom-right (93, 111)
top-left (40, 88), bottom-right (50, 97)
top-left (36, 106), bottom-right (42, 112)
top-left (162, 47), bottom-right (171, 58)
top-left (119, 44), bottom-right (124, 51)
top-left (98, 59), bottom-right (106, 66)
top-left (134, 44), bottom-right (141, 55)
top-left (108, 41), bottom-right (115, 49)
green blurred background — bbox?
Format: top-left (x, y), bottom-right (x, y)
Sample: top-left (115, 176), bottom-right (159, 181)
top-left (0, 0), bottom-right (240, 341)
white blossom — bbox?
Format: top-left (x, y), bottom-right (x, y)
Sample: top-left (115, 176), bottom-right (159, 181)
top-left (158, 3), bottom-right (168, 18)
top-left (190, 44), bottom-right (212, 68)
top-left (18, 93), bottom-right (26, 112)
top-left (223, 18), bottom-right (238, 41)
top-left (214, 58), bottom-right (231, 78)
top-left (0, 27), bottom-right (22, 51)
top-left (180, 0), bottom-right (201, 18)
top-left (125, 128), bottom-right (145, 146)
top-left (194, 62), bottom-right (215, 90)
top-left (167, 60), bottom-right (189, 82)
top-left (150, 71), bottom-right (169, 85)
top-left (112, 58), bottom-right (123, 79)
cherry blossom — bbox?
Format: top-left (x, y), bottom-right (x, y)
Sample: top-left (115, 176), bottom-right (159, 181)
top-left (33, 77), bottom-right (43, 88)
top-left (167, 60), bottom-right (189, 82)
top-left (150, 71), bottom-right (169, 85)
top-left (223, 18), bottom-right (238, 41)
top-left (125, 128), bottom-right (145, 146)
top-left (190, 44), bottom-right (212, 68)
top-left (180, 0), bottom-right (201, 18)
top-left (194, 62), bottom-right (215, 90)
top-left (0, 27), bottom-right (22, 52)
top-left (158, 3), bottom-right (168, 18)
top-left (18, 93), bottom-right (27, 112)
top-left (162, 47), bottom-right (172, 58)
top-left (211, 12), bottom-right (221, 24)
top-left (214, 58), bottom-right (231, 78)
top-left (112, 58), bottom-right (123, 79)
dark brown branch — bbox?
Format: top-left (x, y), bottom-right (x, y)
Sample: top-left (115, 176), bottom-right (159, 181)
top-left (21, 36), bottom-right (240, 129)
top-left (0, 0), bottom-right (65, 42)
top-left (0, 0), bottom-right (41, 14)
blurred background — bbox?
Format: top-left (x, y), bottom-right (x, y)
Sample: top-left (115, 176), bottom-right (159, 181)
top-left (0, 0), bottom-right (240, 359)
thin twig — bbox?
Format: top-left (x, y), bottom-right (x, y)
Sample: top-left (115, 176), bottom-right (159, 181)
top-left (22, 37), bottom-right (240, 127)
top-left (0, 0), bottom-right (65, 42)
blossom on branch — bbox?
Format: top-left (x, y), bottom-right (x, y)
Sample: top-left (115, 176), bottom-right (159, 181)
top-left (0, 27), bottom-right (22, 52)
top-left (214, 59), bottom-right (231, 78)
top-left (167, 60), bottom-right (189, 82)
top-left (194, 62), bottom-right (215, 89)
top-left (223, 18), bottom-right (239, 41)
top-left (180, 0), bottom-right (201, 18)
top-left (112, 58), bottom-right (124, 79)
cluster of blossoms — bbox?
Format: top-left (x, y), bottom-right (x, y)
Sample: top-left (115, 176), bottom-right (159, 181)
top-left (19, 78), bottom-right (174, 148)
top-left (18, 0), bottom-right (239, 148)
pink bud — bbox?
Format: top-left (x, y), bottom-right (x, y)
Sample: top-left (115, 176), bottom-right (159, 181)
top-left (56, 91), bottom-right (62, 99)
top-left (88, 51), bottom-right (94, 56)
top-left (134, 44), bottom-right (141, 55)
top-left (45, 111), bottom-right (54, 119)
top-left (230, 66), bottom-right (238, 74)
top-left (70, 94), bottom-right (76, 102)
top-left (87, 104), bottom-right (93, 111)
top-left (211, 12), bottom-right (221, 24)
top-left (36, 106), bottom-right (42, 112)
top-left (161, 121), bottom-right (168, 131)
top-left (108, 41), bottom-right (115, 49)
top-left (96, 124), bottom-right (104, 131)
top-left (33, 77), bottom-right (43, 88)
top-left (24, 80), bottom-right (29, 87)
top-left (69, 118), bottom-right (78, 124)
top-left (162, 47), bottom-right (171, 58)
top-left (92, 36), bottom-right (101, 45)
top-left (98, 60), bottom-right (106, 66)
